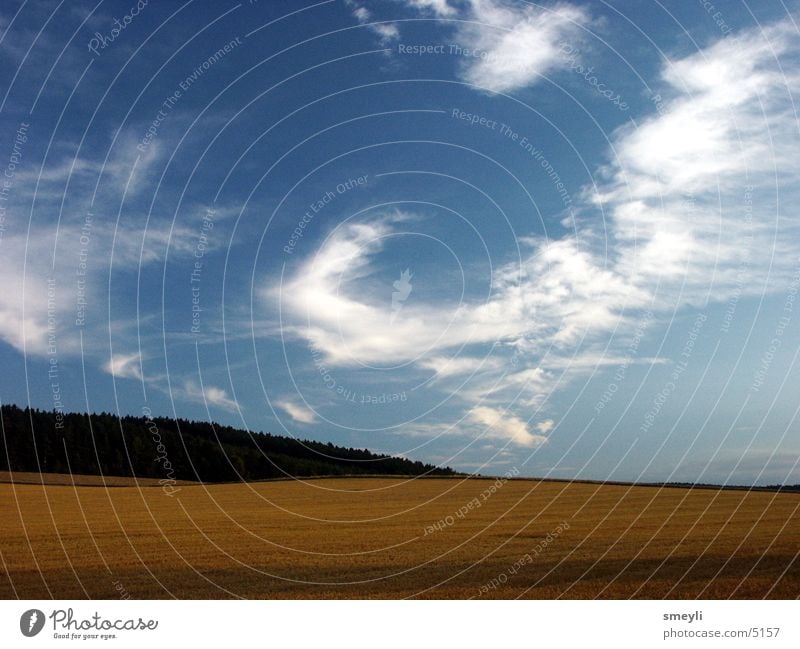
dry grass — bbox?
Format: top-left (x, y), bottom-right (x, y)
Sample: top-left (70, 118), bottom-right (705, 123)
top-left (0, 476), bottom-right (797, 599)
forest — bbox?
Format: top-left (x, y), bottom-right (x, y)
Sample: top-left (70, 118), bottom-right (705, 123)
top-left (0, 404), bottom-right (455, 482)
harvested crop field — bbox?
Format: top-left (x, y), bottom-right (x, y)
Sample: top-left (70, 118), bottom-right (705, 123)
top-left (0, 476), bottom-right (797, 599)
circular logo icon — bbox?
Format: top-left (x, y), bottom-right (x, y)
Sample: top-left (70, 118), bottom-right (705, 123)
top-left (20, 609), bottom-right (45, 637)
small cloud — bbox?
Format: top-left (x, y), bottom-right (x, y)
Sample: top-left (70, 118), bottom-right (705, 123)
top-left (536, 419), bottom-right (555, 434)
top-left (469, 406), bottom-right (548, 447)
top-left (397, 0), bottom-right (589, 93)
top-left (277, 399), bottom-right (317, 424)
top-left (183, 380), bottom-right (238, 412)
top-left (402, 0), bottom-right (456, 16)
top-left (349, 0), bottom-right (401, 44)
top-left (203, 386), bottom-right (238, 412)
top-left (370, 22), bottom-right (400, 43)
top-left (104, 353), bottom-right (142, 380)
top-left (458, 1), bottom-right (590, 93)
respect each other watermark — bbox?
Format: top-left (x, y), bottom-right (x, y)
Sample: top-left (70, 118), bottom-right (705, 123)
top-left (284, 174), bottom-right (369, 255)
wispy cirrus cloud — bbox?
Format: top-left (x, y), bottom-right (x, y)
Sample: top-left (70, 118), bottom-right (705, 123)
top-left (0, 123), bottom-right (236, 364)
top-left (271, 15), bottom-right (800, 446)
top-left (418, 355), bottom-right (504, 379)
top-left (594, 17), bottom-right (800, 301)
top-left (273, 214), bottom-right (532, 367)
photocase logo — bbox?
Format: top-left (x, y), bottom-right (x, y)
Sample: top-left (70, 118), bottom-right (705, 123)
top-left (20, 609), bottom-right (45, 637)
top-left (391, 268), bottom-right (413, 323)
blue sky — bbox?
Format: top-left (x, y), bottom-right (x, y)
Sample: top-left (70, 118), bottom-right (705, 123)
top-left (1, 0), bottom-right (799, 484)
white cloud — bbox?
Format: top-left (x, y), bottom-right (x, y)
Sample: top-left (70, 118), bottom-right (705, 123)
top-left (366, 1), bottom-right (586, 71)
top-left (370, 22), bottom-right (401, 43)
top-left (14, 130), bottom-right (161, 199)
top-left (0, 217), bottom-right (94, 356)
top-left (106, 221), bottom-right (203, 268)
top-left (394, 0), bottom-right (589, 92)
top-left (419, 355), bottom-right (503, 378)
top-left (0, 216), bottom-right (206, 359)
top-left (182, 380), bottom-right (238, 412)
top-left (0, 290), bottom-right (52, 356)
top-left (402, 0), bottom-right (457, 16)
top-left (104, 352), bottom-right (143, 381)
top-left (536, 419), bottom-right (555, 434)
top-left (458, 1), bottom-right (590, 93)
top-left (0, 129), bottom-right (236, 360)
top-left (275, 216), bottom-right (529, 366)
top-left (270, 17), bottom-right (800, 449)
top-left (349, 0), bottom-right (401, 43)
top-left (275, 219), bottom-right (642, 368)
top-left (203, 386), bottom-right (238, 412)
top-left (469, 406), bottom-right (548, 447)
top-left (276, 399), bottom-right (317, 424)
top-left (593, 19), bottom-right (800, 302)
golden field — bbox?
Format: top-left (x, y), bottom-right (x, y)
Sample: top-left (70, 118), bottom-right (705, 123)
top-left (0, 476), bottom-right (797, 599)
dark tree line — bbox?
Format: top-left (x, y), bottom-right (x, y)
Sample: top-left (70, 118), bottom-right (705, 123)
top-left (0, 404), bottom-right (455, 482)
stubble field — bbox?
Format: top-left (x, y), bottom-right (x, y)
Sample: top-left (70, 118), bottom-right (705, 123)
top-left (0, 475), bottom-right (797, 599)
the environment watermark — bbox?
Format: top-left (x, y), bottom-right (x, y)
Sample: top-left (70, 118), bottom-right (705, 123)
top-left (452, 108), bottom-right (572, 210)
top-left (46, 277), bottom-right (65, 430)
top-left (137, 36), bottom-right (242, 153)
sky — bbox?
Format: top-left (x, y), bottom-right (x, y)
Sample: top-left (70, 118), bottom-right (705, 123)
top-left (0, 0), bottom-right (799, 484)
